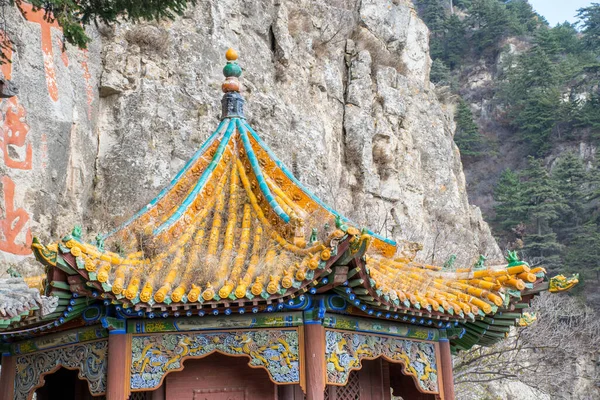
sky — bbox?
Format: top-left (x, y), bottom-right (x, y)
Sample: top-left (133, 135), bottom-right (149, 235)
top-left (528, 0), bottom-right (594, 26)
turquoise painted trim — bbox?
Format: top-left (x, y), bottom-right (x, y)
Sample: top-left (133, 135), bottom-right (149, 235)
top-left (104, 119), bottom-right (228, 239)
top-left (241, 120), bottom-right (396, 247)
top-left (236, 119), bottom-right (290, 223)
top-left (154, 119), bottom-right (237, 234)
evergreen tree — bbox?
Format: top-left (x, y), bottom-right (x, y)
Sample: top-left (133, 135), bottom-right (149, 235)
top-left (454, 100), bottom-right (486, 157)
top-left (511, 88), bottom-right (560, 155)
top-left (533, 27), bottom-right (561, 58)
top-left (551, 152), bottom-right (588, 242)
top-left (573, 94), bottom-right (600, 140)
top-left (494, 168), bottom-right (527, 232)
top-left (453, 0), bottom-right (472, 10)
top-left (521, 157), bottom-right (562, 267)
top-left (468, 0), bottom-right (510, 56)
top-left (565, 222), bottom-right (600, 281)
top-left (577, 3), bottom-right (600, 51)
top-left (504, 0), bottom-right (539, 35)
top-left (550, 22), bottom-right (582, 55)
top-left (442, 14), bottom-right (467, 69)
top-left (430, 59), bottom-right (452, 85)
top-left (416, 0), bottom-right (449, 61)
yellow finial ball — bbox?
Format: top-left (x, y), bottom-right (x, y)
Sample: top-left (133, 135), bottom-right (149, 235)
top-left (226, 48), bottom-right (238, 61)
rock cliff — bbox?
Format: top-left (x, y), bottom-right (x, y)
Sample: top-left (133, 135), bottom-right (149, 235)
top-left (0, 0), bottom-right (499, 275)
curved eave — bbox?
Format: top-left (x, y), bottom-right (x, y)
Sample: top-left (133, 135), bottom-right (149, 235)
top-left (52, 234), bottom-right (358, 313)
top-left (327, 255), bottom-right (549, 349)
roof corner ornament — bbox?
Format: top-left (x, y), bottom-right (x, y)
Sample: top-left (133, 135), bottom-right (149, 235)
top-left (221, 48), bottom-right (245, 120)
top-left (549, 273), bottom-right (579, 293)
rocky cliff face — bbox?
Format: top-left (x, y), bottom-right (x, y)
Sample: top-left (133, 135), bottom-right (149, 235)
top-left (0, 0), bottom-right (499, 275)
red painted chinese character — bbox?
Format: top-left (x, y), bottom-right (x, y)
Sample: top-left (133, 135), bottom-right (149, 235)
top-left (18, 3), bottom-right (65, 102)
top-left (1, 97), bottom-right (32, 170)
top-left (0, 175), bottom-right (32, 255)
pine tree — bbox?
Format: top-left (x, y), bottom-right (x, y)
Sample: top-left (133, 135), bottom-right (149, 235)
top-left (550, 22), bottom-right (581, 55)
top-left (505, 0), bottom-right (538, 35)
top-left (521, 157), bottom-right (562, 268)
top-left (454, 100), bottom-right (486, 158)
top-left (442, 14), bottom-right (467, 69)
top-left (416, 0), bottom-right (449, 61)
top-left (494, 168), bottom-right (527, 232)
top-left (577, 3), bottom-right (600, 51)
top-left (430, 59), bottom-right (452, 85)
top-left (551, 152), bottom-right (588, 243)
top-left (573, 93), bottom-right (600, 140)
top-left (468, 0), bottom-right (510, 56)
top-left (499, 41), bottom-right (559, 149)
top-left (565, 222), bottom-right (600, 281)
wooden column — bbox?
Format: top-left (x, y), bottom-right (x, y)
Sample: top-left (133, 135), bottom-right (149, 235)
top-left (439, 339), bottom-right (455, 400)
top-left (304, 324), bottom-right (326, 400)
top-left (0, 354), bottom-right (16, 400)
top-left (106, 332), bottom-right (132, 400)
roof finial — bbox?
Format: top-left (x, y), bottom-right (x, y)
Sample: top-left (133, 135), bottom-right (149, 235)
top-left (221, 48), bottom-right (245, 119)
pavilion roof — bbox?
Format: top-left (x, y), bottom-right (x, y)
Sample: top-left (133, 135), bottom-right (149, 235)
top-left (19, 49), bottom-right (577, 350)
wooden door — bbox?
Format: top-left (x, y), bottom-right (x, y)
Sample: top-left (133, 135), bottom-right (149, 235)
top-left (164, 353), bottom-right (276, 400)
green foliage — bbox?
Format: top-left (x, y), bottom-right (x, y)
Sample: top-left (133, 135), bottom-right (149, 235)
top-left (510, 88), bottom-right (561, 155)
top-left (577, 3), bottom-right (600, 51)
top-left (493, 157), bottom-right (567, 270)
top-left (2, 0), bottom-right (196, 59)
top-left (441, 14), bottom-right (467, 69)
top-left (551, 152), bottom-right (587, 241)
top-left (494, 168), bottom-right (527, 231)
top-left (521, 157), bottom-right (562, 229)
top-left (504, 0), bottom-right (539, 35)
top-left (564, 222), bottom-right (600, 280)
top-left (467, 0), bottom-right (511, 56)
top-left (417, 0), bottom-right (600, 157)
top-left (454, 99), bottom-right (487, 157)
top-left (430, 59), bottom-right (452, 85)
top-left (573, 94), bottom-right (600, 139)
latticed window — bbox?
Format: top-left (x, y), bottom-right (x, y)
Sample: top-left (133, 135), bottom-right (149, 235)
top-left (128, 392), bottom-right (151, 400)
top-left (324, 370), bottom-right (361, 400)
top-left (335, 371), bottom-right (360, 400)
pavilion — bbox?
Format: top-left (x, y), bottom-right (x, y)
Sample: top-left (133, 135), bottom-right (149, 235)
top-left (0, 49), bottom-right (578, 400)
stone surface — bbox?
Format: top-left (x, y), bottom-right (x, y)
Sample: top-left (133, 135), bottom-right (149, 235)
top-left (0, 5), bottom-right (101, 274)
top-left (1, 0), bottom-right (499, 276)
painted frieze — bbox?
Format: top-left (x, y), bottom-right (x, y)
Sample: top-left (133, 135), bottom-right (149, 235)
top-left (11, 326), bottom-right (108, 355)
top-left (322, 313), bottom-right (439, 341)
top-left (325, 329), bottom-right (439, 393)
top-left (14, 339), bottom-right (108, 400)
top-left (129, 311), bottom-right (303, 333)
top-left (130, 328), bottom-right (301, 390)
